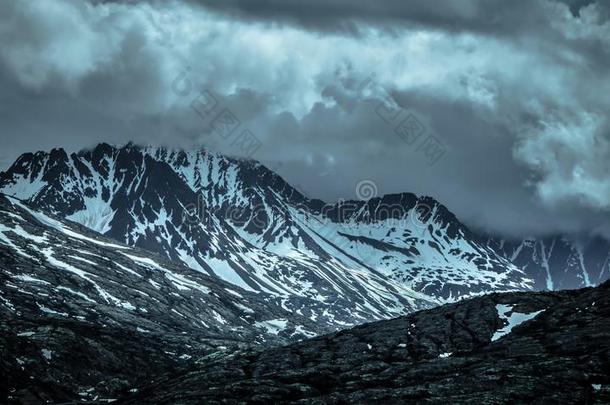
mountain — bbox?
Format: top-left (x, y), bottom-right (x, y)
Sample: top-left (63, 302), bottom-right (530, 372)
top-left (0, 193), bottom-right (326, 339)
top-left (0, 192), bottom-right (330, 402)
top-left (123, 280), bottom-right (610, 404)
top-left (0, 145), bottom-right (435, 329)
top-left (1, 192), bottom-right (608, 403)
top-left (486, 235), bottom-right (610, 291)
top-left (0, 143), bottom-right (532, 308)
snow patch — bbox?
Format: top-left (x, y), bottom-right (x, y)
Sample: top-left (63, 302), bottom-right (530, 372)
top-left (41, 349), bottom-right (53, 360)
top-left (492, 304), bottom-right (545, 342)
top-left (254, 318), bottom-right (288, 335)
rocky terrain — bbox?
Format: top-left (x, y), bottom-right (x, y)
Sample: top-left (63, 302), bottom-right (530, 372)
top-left (123, 281), bottom-right (610, 404)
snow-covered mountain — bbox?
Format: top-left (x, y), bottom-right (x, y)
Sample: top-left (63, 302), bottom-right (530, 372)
top-left (485, 236), bottom-right (610, 291)
top-left (4, 195), bottom-right (608, 404)
top-left (1, 192), bottom-right (355, 400)
top-left (0, 143), bottom-right (533, 310)
top-left (0, 193), bottom-right (327, 343)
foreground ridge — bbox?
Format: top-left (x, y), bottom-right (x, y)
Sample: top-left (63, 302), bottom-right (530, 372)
top-left (124, 282), bottom-right (610, 404)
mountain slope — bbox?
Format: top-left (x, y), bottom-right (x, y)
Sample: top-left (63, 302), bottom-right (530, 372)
top-left (0, 193), bottom-right (320, 342)
top-left (0, 144), bottom-right (532, 306)
top-left (123, 281), bottom-right (610, 404)
top-left (0, 193), bottom-right (341, 402)
top-left (486, 235), bottom-right (610, 291)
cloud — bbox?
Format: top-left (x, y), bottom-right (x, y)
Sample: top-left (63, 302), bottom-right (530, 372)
top-left (514, 110), bottom-right (610, 210)
top-left (186, 0), bottom-right (564, 36)
top-left (1, 0), bottom-right (610, 239)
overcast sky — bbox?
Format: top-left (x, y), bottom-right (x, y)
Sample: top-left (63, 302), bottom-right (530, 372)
top-left (1, 0), bottom-right (609, 239)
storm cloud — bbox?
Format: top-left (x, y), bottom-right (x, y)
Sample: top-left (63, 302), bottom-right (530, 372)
top-left (1, 0), bottom-right (610, 239)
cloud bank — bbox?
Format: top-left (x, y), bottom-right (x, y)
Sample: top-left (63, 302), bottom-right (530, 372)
top-left (1, 0), bottom-right (609, 239)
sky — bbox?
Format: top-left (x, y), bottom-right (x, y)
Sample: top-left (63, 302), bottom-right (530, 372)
top-left (0, 0), bottom-right (609, 239)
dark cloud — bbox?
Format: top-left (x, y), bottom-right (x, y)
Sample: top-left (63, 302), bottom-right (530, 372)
top-left (1, 0), bottom-right (610, 240)
top-left (189, 0), bottom-right (607, 36)
top-left (564, 0), bottom-right (599, 16)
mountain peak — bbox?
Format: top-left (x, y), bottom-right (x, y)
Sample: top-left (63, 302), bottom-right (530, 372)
top-left (0, 143), bottom-right (537, 304)
top-left (2, 143), bottom-right (606, 300)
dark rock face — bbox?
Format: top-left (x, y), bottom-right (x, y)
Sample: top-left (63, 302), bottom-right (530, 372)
top-left (123, 282), bottom-right (610, 404)
top-left (1, 316), bottom-right (241, 403)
